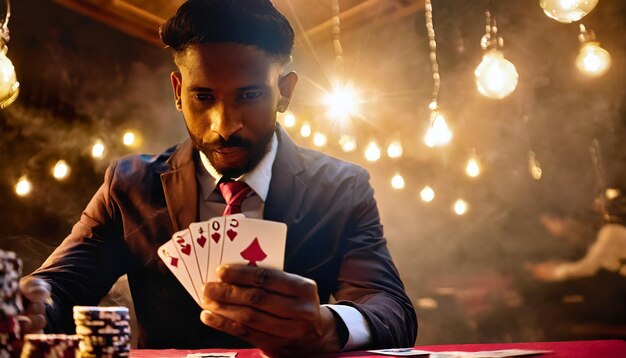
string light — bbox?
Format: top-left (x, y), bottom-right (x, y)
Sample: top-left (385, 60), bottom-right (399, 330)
top-left (300, 123), bottom-right (312, 138)
top-left (475, 11), bottom-right (518, 99)
top-left (423, 0), bottom-right (452, 147)
top-left (387, 141), bottom-right (403, 159)
top-left (454, 199), bottom-right (469, 215)
top-left (391, 174), bottom-right (405, 190)
top-left (420, 186), bottom-right (435, 203)
top-left (282, 112), bottom-right (296, 128)
top-left (123, 131), bottom-right (136, 146)
top-left (0, 0), bottom-right (18, 108)
top-left (313, 132), bottom-right (328, 147)
top-left (605, 188), bottom-right (621, 200)
top-left (364, 141), bottom-right (381, 162)
top-left (92, 140), bottom-right (105, 159)
top-left (14, 175), bottom-right (31, 197)
top-left (540, 0), bottom-right (599, 23)
top-left (339, 135), bottom-right (357, 152)
top-left (528, 151), bottom-right (542, 180)
top-left (52, 160), bottom-right (70, 180)
top-left (466, 149), bottom-right (481, 178)
top-left (576, 24), bottom-right (611, 77)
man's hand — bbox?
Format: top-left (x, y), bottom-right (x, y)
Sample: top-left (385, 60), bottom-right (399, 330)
top-left (18, 276), bottom-right (51, 334)
top-left (528, 261), bottom-right (562, 281)
top-left (200, 265), bottom-right (341, 357)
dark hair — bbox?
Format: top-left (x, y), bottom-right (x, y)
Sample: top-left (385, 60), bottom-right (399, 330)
top-left (160, 0), bottom-right (294, 64)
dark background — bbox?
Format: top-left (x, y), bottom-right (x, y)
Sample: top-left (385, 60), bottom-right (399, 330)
top-left (1, 0), bottom-right (626, 345)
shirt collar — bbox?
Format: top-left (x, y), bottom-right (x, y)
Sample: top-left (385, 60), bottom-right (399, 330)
top-left (197, 132), bottom-right (277, 202)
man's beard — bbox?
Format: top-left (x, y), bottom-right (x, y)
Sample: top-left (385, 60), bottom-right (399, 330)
top-left (197, 129), bottom-right (274, 179)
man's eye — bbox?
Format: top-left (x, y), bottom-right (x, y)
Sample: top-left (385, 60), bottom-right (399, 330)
top-left (241, 91), bottom-right (262, 100)
top-left (194, 94), bottom-right (214, 101)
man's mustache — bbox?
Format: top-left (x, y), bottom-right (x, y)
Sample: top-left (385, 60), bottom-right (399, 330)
top-left (205, 135), bottom-right (252, 150)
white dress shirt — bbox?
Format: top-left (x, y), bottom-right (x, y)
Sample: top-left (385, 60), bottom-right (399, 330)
top-left (194, 132), bottom-right (371, 350)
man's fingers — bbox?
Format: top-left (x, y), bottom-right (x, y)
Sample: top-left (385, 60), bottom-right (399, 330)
top-left (203, 282), bottom-right (316, 320)
top-left (217, 265), bottom-right (318, 298)
top-left (19, 277), bottom-right (51, 303)
top-left (25, 302), bottom-right (45, 315)
top-left (201, 301), bottom-right (307, 340)
top-left (17, 314), bottom-right (46, 334)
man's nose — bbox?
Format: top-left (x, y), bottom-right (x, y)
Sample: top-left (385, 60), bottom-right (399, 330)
top-left (209, 101), bottom-right (243, 140)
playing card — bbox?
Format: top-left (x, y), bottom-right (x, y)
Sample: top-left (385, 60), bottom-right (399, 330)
top-left (157, 239), bottom-right (201, 305)
top-left (220, 217), bottom-right (287, 270)
top-left (206, 214), bottom-right (246, 282)
top-left (188, 221), bottom-right (210, 283)
top-left (170, 229), bottom-right (204, 299)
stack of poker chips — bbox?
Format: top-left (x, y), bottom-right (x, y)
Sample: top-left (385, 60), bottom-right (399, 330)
top-left (20, 334), bottom-right (80, 358)
top-left (0, 250), bottom-right (23, 358)
top-left (72, 306), bottom-right (130, 358)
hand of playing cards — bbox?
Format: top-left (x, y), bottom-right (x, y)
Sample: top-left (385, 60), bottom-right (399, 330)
top-left (158, 214), bottom-right (287, 305)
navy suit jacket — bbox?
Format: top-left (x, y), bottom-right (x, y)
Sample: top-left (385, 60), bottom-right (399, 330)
top-left (32, 125), bottom-right (417, 349)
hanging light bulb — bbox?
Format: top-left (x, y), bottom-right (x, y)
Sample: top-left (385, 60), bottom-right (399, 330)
top-left (300, 123), bottom-right (312, 138)
top-left (454, 199), bottom-right (469, 215)
top-left (387, 141), bottom-right (403, 159)
top-left (92, 140), bottom-right (105, 159)
top-left (466, 150), bottom-right (481, 178)
top-left (420, 186), bottom-right (435, 203)
top-left (0, 0), bottom-right (19, 108)
top-left (475, 12), bottom-right (518, 99)
top-left (282, 112), bottom-right (296, 128)
top-left (313, 132), bottom-right (327, 147)
top-left (576, 25), bottom-right (611, 77)
top-left (123, 131), bottom-right (136, 146)
top-left (528, 151), bottom-right (542, 180)
top-left (540, 0), bottom-right (599, 23)
top-left (391, 174), bottom-right (405, 190)
top-left (364, 141), bottom-right (381, 162)
top-left (52, 160), bottom-right (70, 180)
top-left (339, 135), bottom-right (357, 152)
top-left (424, 107), bottom-right (452, 148)
top-left (15, 175), bottom-right (31, 197)
top-left (323, 83), bottom-right (361, 124)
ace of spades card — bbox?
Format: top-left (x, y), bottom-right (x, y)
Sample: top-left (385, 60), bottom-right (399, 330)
top-left (220, 216), bottom-right (287, 270)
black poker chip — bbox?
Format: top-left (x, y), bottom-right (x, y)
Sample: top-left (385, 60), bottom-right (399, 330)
top-left (21, 334), bottom-right (80, 358)
top-left (72, 306), bottom-right (131, 357)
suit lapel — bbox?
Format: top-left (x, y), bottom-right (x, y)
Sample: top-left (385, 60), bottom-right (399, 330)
top-left (264, 125), bottom-right (306, 227)
top-left (160, 139), bottom-right (198, 232)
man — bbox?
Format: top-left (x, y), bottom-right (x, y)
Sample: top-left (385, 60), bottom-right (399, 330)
top-left (20, 0), bottom-right (417, 356)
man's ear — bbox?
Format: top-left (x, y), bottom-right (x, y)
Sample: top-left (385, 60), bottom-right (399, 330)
top-left (277, 71), bottom-right (298, 112)
top-left (170, 71), bottom-right (183, 111)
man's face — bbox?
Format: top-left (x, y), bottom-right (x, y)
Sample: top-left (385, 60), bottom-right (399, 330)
top-left (171, 42), bottom-right (297, 178)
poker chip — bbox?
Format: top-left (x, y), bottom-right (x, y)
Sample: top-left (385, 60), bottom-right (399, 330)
top-left (73, 306), bottom-right (131, 357)
top-left (0, 250), bottom-right (23, 358)
top-left (21, 334), bottom-right (80, 358)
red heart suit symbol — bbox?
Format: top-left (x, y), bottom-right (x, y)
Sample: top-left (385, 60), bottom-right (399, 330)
top-left (181, 244), bottom-right (192, 255)
top-left (197, 235), bottom-right (207, 248)
top-left (211, 232), bottom-right (221, 244)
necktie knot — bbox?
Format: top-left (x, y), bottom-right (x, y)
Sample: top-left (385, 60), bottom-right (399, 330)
top-left (218, 180), bottom-right (252, 215)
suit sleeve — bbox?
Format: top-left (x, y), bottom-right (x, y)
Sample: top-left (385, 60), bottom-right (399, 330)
top-left (28, 161), bottom-right (131, 333)
top-left (332, 167), bottom-right (417, 348)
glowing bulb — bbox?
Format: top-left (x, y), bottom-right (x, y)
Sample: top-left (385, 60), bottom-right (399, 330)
top-left (300, 123), bottom-right (312, 138)
top-left (466, 157), bottom-right (480, 178)
top-left (605, 188), bottom-right (621, 200)
top-left (52, 160), bottom-right (70, 180)
top-left (576, 42), bottom-right (611, 77)
top-left (420, 186), bottom-right (435, 203)
top-left (339, 135), bottom-right (357, 152)
top-left (454, 199), bottom-right (469, 215)
top-left (475, 49), bottom-right (519, 99)
top-left (424, 111), bottom-right (452, 148)
top-left (283, 112), bottom-right (296, 128)
top-left (313, 132), bottom-right (327, 147)
top-left (364, 142), bottom-right (381, 162)
top-left (323, 84), bottom-right (360, 123)
top-left (0, 47), bottom-right (19, 108)
top-left (92, 141), bottom-right (105, 159)
top-left (540, 0), bottom-right (599, 23)
top-left (15, 176), bottom-right (32, 197)
top-left (528, 152), bottom-right (543, 180)
top-left (391, 174), bottom-right (405, 190)
top-left (387, 141), bottom-right (403, 159)
top-left (123, 131), bottom-right (136, 146)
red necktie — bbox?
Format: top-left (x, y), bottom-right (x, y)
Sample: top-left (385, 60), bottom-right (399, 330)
top-left (218, 180), bottom-right (252, 215)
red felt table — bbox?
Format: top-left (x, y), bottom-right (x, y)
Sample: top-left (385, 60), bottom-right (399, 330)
top-left (130, 339), bottom-right (626, 357)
